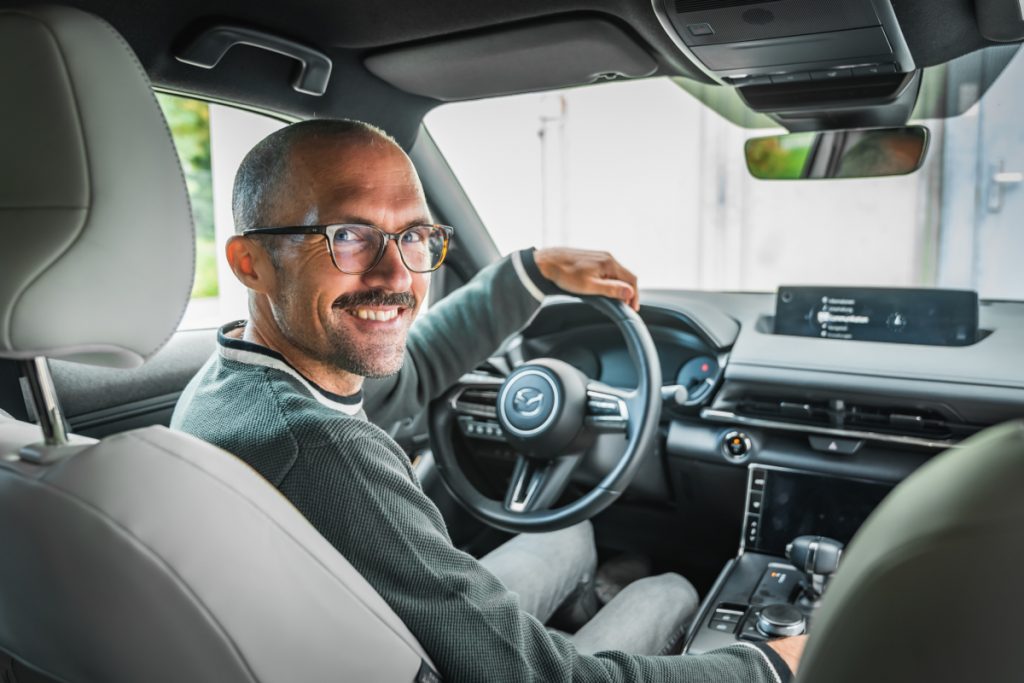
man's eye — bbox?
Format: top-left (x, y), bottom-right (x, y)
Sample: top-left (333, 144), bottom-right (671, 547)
top-left (335, 229), bottom-right (366, 243)
top-left (402, 228), bottom-right (427, 243)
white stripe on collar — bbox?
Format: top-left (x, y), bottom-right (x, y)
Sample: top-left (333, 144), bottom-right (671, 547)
top-left (219, 344), bottom-right (364, 416)
top-left (511, 250), bottom-right (547, 303)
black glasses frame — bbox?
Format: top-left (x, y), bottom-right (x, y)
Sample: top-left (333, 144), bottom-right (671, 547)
top-left (242, 223), bottom-right (454, 275)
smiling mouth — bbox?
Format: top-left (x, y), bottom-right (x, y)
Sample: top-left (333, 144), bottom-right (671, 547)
top-left (346, 307), bottom-right (402, 322)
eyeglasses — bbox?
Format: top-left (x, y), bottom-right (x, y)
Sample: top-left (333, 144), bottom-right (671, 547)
top-left (242, 223), bottom-right (454, 275)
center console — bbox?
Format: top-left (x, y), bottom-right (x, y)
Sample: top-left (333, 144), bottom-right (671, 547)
top-left (685, 465), bottom-right (893, 653)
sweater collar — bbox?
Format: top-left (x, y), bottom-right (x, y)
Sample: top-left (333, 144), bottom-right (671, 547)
top-left (216, 321), bottom-right (364, 416)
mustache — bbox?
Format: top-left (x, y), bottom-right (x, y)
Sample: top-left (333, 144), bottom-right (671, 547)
top-left (333, 289), bottom-right (417, 309)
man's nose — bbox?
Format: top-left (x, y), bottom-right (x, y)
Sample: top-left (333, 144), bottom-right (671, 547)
top-left (364, 238), bottom-right (413, 291)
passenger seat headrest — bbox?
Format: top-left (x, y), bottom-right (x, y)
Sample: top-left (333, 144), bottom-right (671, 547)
top-left (0, 5), bottom-right (194, 369)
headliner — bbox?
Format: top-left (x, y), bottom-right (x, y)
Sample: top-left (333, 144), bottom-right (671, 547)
top-left (3, 0), bottom-right (1002, 146)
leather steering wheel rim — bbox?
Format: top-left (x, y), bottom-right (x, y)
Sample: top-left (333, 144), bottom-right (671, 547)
top-left (428, 296), bottom-right (662, 533)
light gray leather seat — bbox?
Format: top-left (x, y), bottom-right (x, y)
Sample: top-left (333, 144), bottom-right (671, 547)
top-left (799, 420), bottom-right (1024, 683)
top-left (0, 6), bottom-right (437, 682)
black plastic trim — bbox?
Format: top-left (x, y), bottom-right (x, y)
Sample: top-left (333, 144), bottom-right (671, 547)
top-left (176, 25), bottom-right (333, 96)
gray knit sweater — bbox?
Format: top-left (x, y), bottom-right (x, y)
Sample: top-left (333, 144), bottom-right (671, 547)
top-left (171, 251), bottom-right (784, 682)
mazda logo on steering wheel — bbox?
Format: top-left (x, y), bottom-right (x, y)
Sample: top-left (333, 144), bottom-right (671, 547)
top-left (512, 387), bottom-right (545, 417)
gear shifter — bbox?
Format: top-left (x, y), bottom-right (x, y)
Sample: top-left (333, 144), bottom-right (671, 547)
top-left (785, 535), bottom-right (844, 606)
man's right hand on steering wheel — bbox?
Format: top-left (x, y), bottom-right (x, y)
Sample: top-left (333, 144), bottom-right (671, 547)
top-left (532, 247), bottom-right (641, 311)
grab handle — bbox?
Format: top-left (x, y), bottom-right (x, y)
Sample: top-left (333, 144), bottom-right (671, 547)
top-left (176, 25), bottom-right (332, 96)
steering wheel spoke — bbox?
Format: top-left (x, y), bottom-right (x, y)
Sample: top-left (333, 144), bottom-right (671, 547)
top-left (585, 381), bottom-right (633, 433)
top-left (505, 454), bottom-right (580, 513)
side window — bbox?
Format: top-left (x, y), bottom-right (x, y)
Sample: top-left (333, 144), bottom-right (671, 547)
top-left (157, 94), bottom-right (287, 329)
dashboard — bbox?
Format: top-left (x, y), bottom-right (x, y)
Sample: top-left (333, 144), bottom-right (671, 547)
top-left (463, 291), bottom-right (1024, 493)
top-left (448, 289), bottom-right (1024, 590)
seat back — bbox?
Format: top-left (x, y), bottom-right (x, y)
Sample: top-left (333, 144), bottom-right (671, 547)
top-left (0, 6), bottom-right (436, 681)
top-left (0, 418), bottom-right (436, 682)
top-left (800, 420), bottom-right (1024, 683)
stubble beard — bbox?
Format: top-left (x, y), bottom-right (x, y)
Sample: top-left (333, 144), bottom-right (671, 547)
top-left (321, 318), bottom-right (408, 378)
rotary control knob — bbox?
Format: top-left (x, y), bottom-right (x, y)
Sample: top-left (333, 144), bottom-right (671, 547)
top-left (756, 604), bottom-right (806, 638)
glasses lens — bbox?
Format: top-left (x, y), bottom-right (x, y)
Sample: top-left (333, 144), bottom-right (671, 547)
top-left (399, 225), bottom-right (449, 272)
top-left (331, 225), bottom-right (383, 273)
top-left (330, 225), bottom-right (450, 273)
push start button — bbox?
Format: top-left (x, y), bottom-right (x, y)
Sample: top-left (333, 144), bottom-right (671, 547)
top-left (722, 431), bottom-right (753, 462)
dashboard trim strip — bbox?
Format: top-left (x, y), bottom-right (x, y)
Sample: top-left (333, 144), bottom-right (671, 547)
top-left (701, 408), bottom-right (961, 450)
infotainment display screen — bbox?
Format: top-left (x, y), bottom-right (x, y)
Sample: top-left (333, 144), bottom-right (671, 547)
top-left (744, 468), bottom-right (893, 556)
top-left (773, 286), bottom-right (978, 346)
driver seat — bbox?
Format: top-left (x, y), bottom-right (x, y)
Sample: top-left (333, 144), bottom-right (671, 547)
top-left (0, 6), bottom-right (437, 682)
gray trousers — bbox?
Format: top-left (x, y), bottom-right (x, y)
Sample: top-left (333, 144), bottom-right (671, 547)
top-left (479, 521), bottom-right (699, 656)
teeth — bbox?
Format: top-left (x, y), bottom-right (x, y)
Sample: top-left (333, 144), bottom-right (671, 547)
top-left (350, 308), bottom-right (399, 322)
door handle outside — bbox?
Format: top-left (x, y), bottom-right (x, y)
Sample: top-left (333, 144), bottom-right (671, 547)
top-left (987, 160), bottom-right (1023, 213)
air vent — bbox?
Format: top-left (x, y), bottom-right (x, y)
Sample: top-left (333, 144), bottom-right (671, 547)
top-left (734, 397), bottom-right (984, 443)
top-left (454, 387), bottom-right (498, 419)
top-left (675, 0), bottom-right (780, 14)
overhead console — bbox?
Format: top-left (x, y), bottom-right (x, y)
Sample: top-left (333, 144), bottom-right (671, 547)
top-left (653, 0), bottom-right (919, 128)
top-left (654, 0), bottom-right (914, 84)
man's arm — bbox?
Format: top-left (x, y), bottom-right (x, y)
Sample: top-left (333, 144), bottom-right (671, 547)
top-left (364, 247), bottom-right (640, 428)
top-left (281, 421), bottom-right (788, 683)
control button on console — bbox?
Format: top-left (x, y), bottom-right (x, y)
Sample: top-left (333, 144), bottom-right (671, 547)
top-left (740, 619), bottom-right (766, 641)
top-left (747, 492), bottom-right (763, 514)
top-left (744, 515), bottom-right (760, 546)
top-left (709, 619), bottom-right (737, 633)
top-left (687, 22), bottom-right (715, 36)
top-left (713, 610), bottom-right (742, 624)
top-left (809, 435), bottom-right (863, 454)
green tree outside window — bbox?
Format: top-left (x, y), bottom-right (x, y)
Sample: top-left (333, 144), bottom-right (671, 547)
top-left (157, 94), bottom-right (219, 298)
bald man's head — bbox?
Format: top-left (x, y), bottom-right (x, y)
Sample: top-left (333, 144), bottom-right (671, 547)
top-left (232, 119), bottom-right (399, 236)
top-left (224, 118), bottom-right (433, 382)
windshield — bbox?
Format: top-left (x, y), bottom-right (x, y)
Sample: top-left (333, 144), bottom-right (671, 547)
top-left (425, 46), bottom-right (1024, 301)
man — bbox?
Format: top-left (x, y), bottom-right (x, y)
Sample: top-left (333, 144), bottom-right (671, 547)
top-left (172, 119), bottom-right (804, 681)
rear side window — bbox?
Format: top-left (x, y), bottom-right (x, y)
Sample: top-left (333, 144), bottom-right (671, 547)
top-left (157, 94), bottom-right (287, 329)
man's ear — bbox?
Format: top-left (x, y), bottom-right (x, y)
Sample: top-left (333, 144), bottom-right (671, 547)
top-left (226, 235), bottom-right (275, 294)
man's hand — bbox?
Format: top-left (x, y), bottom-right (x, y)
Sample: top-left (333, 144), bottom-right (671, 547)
top-left (534, 248), bottom-right (640, 311)
top-left (767, 635), bottom-right (807, 675)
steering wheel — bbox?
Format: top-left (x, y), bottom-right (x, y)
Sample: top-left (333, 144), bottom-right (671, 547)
top-left (429, 296), bottom-right (662, 533)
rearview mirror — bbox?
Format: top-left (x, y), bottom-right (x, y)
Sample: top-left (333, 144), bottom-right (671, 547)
top-left (744, 126), bottom-right (929, 180)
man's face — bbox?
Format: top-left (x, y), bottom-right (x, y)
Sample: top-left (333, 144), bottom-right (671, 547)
top-left (264, 138), bottom-right (431, 378)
